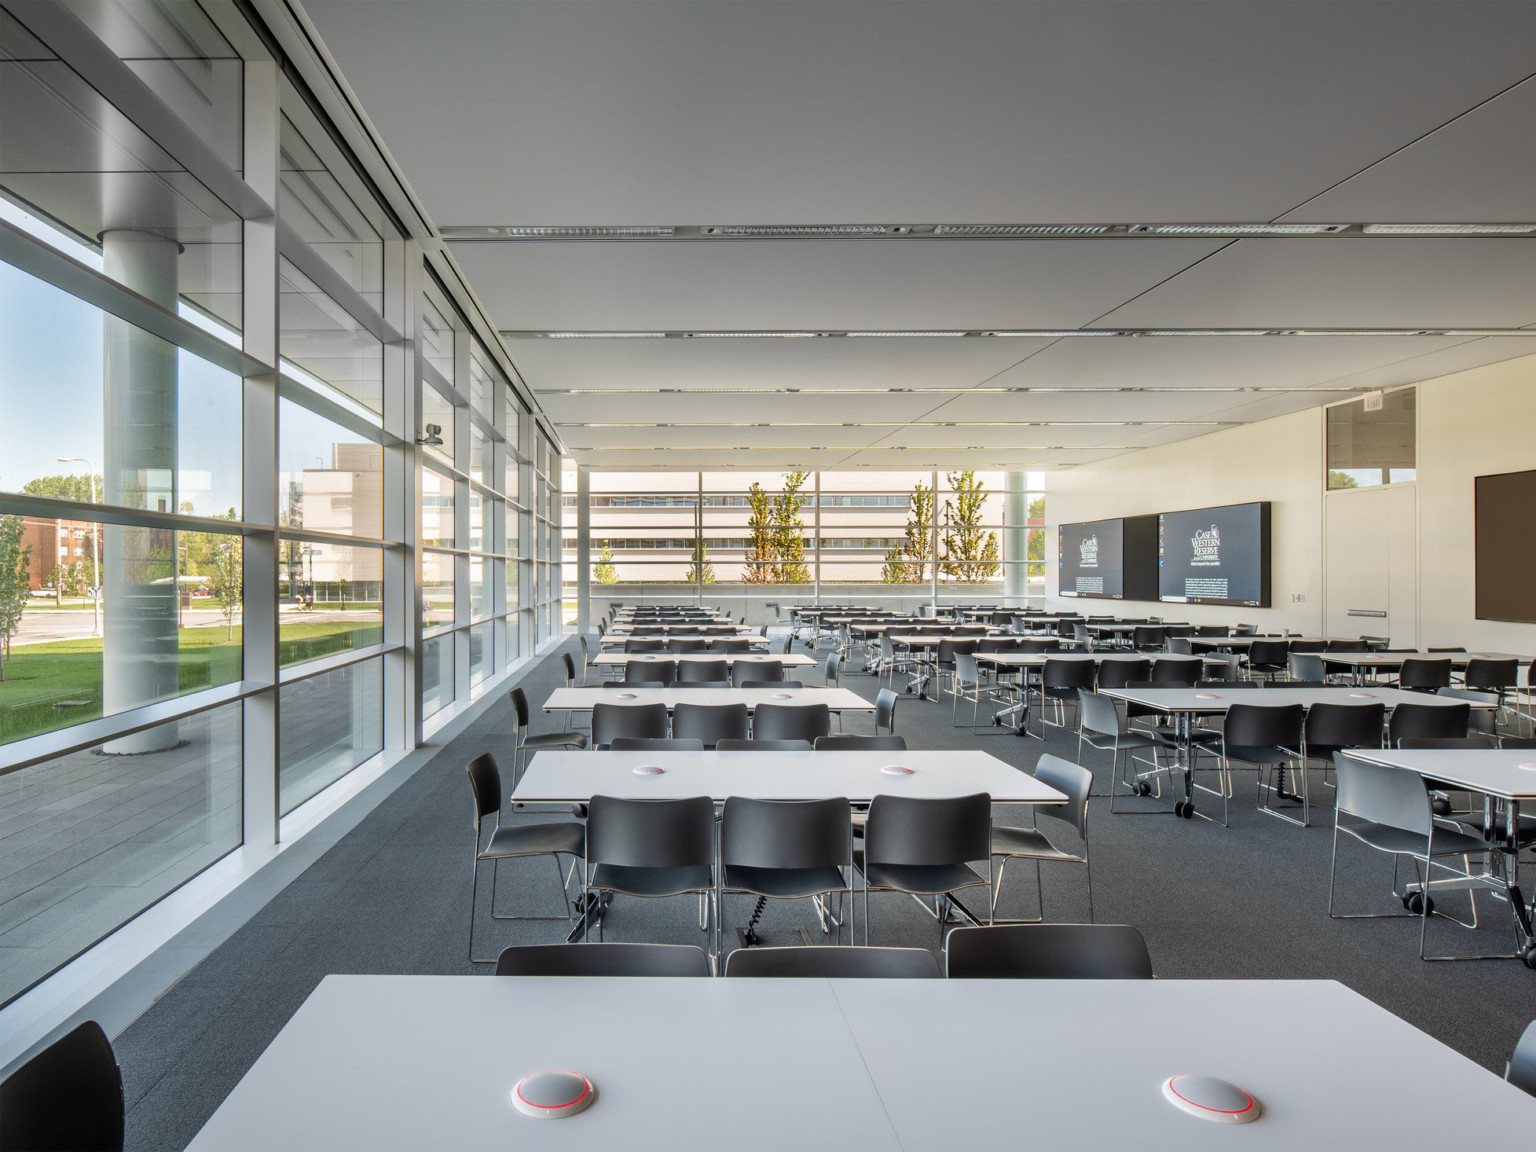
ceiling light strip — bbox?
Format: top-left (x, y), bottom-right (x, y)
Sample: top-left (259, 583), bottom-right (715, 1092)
top-left (447, 222), bottom-right (1536, 241)
top-left (534, 385), bottom-right (1373, 396)
top-left (560, 421), bottom-right (1237, 428)
top-left (505, 328), bottom-right (1535, 340)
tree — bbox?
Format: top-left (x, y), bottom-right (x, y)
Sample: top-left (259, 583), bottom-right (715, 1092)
top-left (1027, 496), bottom-right (1046, 564)
top-left (593, 540), bottom-right (618, 584)
top-left (212, 532), bottom-right (242, 640)
top-left (773, 471), bottom-right (812, 583)
top-left (741, 483), bottom-right (777, 583)
top-left (940, 471), bottom-right (1001, 583)
top-left (47, 562), bottom-right (87, 596)
top-left (22, 473), bottom-right (102, 503)
top-left (684, 537), bottom-right (715, 584)
top-left (883, 481), bottom-right (933, 583)
top-left (1327, 470), bottom-right (1359, 490)
top-left (0, 515), bottom-right (32, 676)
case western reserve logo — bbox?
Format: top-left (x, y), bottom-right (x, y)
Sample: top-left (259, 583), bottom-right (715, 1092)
top-left (1190, 525), bottom-right (1221, 567)
top-left (1079, 534), bottom-right (1098, 568)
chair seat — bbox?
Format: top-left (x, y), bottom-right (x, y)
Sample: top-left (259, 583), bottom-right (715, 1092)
top-left (589, 863), bottom-right (714, 897)
top-left (523, 731), bottom-right (588, 751)
top-left (859, 860), bottom-right (988, 895)
top-left (481, 822), bottom-right (585, 861)
top-left (990, 824), bottom-right (1084, 864)
top-left (722, 864), bottom-right (850, 898)
top-left (1339, 820), bottom-right (1491, 858)
top-left (1081, 729), bottom-right (1162, 751)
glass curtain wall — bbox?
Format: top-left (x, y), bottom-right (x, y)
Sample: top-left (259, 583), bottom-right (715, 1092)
top-left (564, 470), bottom-right (1045, 620)
top-left (0, 0), bottom-right (549, 1009)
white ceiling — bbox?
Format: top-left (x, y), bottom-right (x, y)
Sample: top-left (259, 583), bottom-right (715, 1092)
top-left (302, 0), bottom-right (1536, 470)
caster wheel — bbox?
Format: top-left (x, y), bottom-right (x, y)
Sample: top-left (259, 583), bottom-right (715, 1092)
top-left (1134, 781), bottom-right (1152, 797)
top-left (1430, 796), bottom-right (1451, 816)
top-left (1405, 892), bottom-right (1433, 915)
top-left (1523, 945), bottom-right (1536, 970)
top-left (1174, 801), bottom-right (1192, 819)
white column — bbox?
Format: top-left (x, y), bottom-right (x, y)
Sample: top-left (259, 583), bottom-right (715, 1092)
top-left (576, 466), bottom-right (591, 635)
top-left (1004, 470), bottom-right (1028, 607)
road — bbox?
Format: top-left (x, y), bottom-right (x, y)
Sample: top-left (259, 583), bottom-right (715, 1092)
top-left (9, 606), bottom-right (373, 648)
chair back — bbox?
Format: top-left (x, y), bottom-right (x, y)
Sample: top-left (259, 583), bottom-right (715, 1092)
top-left (561, 651), bottom-right (578, 685)
top-left (1465, 658), bottom-right (1518, 691)
top-left (1286, 652), bottom-right (1324, 681)
top-left (752, 703), bottom-right (831, 742)
top-left (466, 753), bottom-right (502, 825)
top-left (814, 734), bottom-right (907, 751)
top-left (1333, 752), bottom-right (1432, 837)
top-left (1132, 626), bottom-right (1164, 650)
top-left (671, 702), bottom-right (749, 746)
top-left (945, 924), bottom-right (1153, 979)
top-left (1248, 639), bottom-right (1289, 666)
top-left (508, 687), bottom-right (531, 729)
top-left (1202, 654), bottom-right (1241, 682)
top-left (1042, 658), bottom-right (1095, 690)
top-left (721, 796), bottom-right (851, 871)
top-left (1150, 657), bottom-right (1192, 685)
top-left (954, 652), bottom-right (980, 688)
top-left (495, 943), bottom-right (709, 977)
top-left (1234, 624), bottom-right (1258, 637)
top-left (625, 659), bottom-right (676, 686)
top-left (712, 637), bottom-right (752, 653)
top-left (609, 737), bottom-right (705, 751)
top-left (716, 738), bottom-right (813, 751)
top-left (676, 658), bottom-right (729, 684)
top-left (1194, 625), bottom-right (1229, 638)
top-left (935, 637), bottom-right (976, 667)
top-left (1096, 658), bottom-right (1150, 689)
top-left (732, 659), bottom-right (783, 686)
top-left (1398, 657), bottom-right (1451, 690)
top-left (1509, 1019), bottom-right (1536, 1098)
top-left (585, 795), bottom-right (715, 869)
top-left (592, 702), bottom-right (670, 748)
top-left (1222, 703), bottom-right (1305, 748)
top-left (1019, 638), bottom-right (1060, 654)
top-left (1076, 689), bottom-right (1124, 739)
top-left (0, 1020), bottom-right (123, 1152)
top-left (725, 946), bottom-right (940, 979)
top-left (864, 792), bottom-right (991, 867)
top-left (1303, 702), bottom-right (1385, 750)
top-left (1167, 636), bottom-right (1193, 656)
top-left (1388, 701), bottom-right (1470, 746)
top-left (624, 638), bottom-right (666, 653)
top-left (875, 688), bottom-right (898, 733)
top-left (667, 637), bottom-right (708, 653)
top-left (1033, 753), bottom-right (1092, 839)
top-left (824, 652), bottom-right (841, 688)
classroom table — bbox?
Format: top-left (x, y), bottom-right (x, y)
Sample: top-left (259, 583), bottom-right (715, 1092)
top-left (1318, 650), bottom-right (1529, 686)
top-left (608, 622), bottom-right (756, 635)
top-left (974, 651), bottom-right (1216, 735)
top-left (1099, 686), bottom-right (1490, 825)
top-left (592, 652), bottom-right (816, 672)
top-left (598, 633), bottom-right (770, 650)
top-left (543, 685), bottom-right (874, 718)
top-left (186, 976), bottom-right (1536, 1152)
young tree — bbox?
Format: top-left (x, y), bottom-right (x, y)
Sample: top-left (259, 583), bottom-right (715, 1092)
top-left (940, 471), bottom-right (1001, 583)
top-left (593, 540), bottom-right (618, 584)
top-left (685, 537), bottom-right (716, 584)
top-left (741, 482), bottom-right (777, 583)
top-left (883, 481), bottom-right (933, 583)
top-left (212, 532), bottom-right (242, 640)
top-left (773, 471), bottom-right (812, 584)
top-left (0, 514), bottom-right (32, 676)
top-left (22, 473), bottom-right (102, 503)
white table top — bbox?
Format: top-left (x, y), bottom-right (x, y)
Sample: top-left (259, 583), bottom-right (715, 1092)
top-left (543, 686), bottom-right (875, 713)
top-left (976, 651), bottom-right (1210, 669)
top-left (599, 635), bottom-right (770, 649)
top-left (609, 623), bottom-right (755, 634)
top-left (1350, 748), bottom-right (1536, 800)
top-left (1101, 686), bottom-right (1491, 713)
top-left (593, 652), bottom-right (817, 669)
top-left (515, 749), bottom-right (1063, 804)
top-left (186, 976), bottom-right (1536, 1152)
top-left (1318, 650), bottom-right (1528, 668)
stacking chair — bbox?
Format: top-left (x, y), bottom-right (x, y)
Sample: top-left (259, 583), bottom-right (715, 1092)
top-left (716, 738), bottom-right (813, 751)
top-left (1289, 652), bottom-right (1328, 683)
top-left (1246, 639), bottom-right (1290, 682)
top-left (591, 701), bottom-right (670, 749)
top-left (676, 657), bottom-right (729, 684)
top-left (1096, 657), bottom-right (1150, 690)
top-left (1037, 658), bottom-right (1095, 733)
top-left (713, 637), bottom-right (753, 653)
top-left (740, 679), bottom-right (803, 689)
top-left (508, 687), bottom-right (588, 783)
top-left (609, 737), bottom-right (705, 751)
top-left (1224, 703), bottom-right (1307, 826)
top-left (1464, 658), bottom-right (1519, 724)
top-left (951, 652), bottom-right (987, 731)
top-left (495, 942), bottom-right (709, 977)
top-left (1234, 624), bottom-right (1258, 637)
top-left (1131, 625), bottom-right (1165, 653)
top-left (667, 637), bottom-right (709, 654)
top-left (0, 1020), bottom-right (123, 1152)
top-left (945, 924), bottom-right (1153, 979)
top-left (1389, 701), bottom-right (1471, 746)
top-left (1167, 636), bottom-right (1194, 656)
top-left (1302, 702), bottom-right (1384, 794)
top-left (1018, 638), bottom-right (1061, 653)
top-left (934, 637), bottom-right (977, 699)
top-left (991, 754), bottom-right (1093, 923)
top-left (582, 795), bottom-right (717, 946)
top-left (623, 637), bottom-right (666, 654)
top-left (719, 796), bottom-right (855, 945)
top-left (858, 792), bottom-right (992, 945)
top-left (1150, 658), bottom-right (1193, 685)
top-left (732, 659), bottom-right (783, 686)
top-left (1078, 690), bottom-right (1165, 816)
top-left (815, 734), bottom-right (907, 751)
top-left (624, 659), bottom-right (676, 686)
top-left (1398, 657), bottom-right (1452, 692)
top-left (466, 753), bottom-right (584, 961)
top-left (752, 703), bottom-right (831, 743)
top-left (671, 702), bottom-right (749, 748)
top-left (1328, 753), bottom-right (1504, 960)
top-left (875, 687), bottom-right (899, 736)
top-left (724, 946), bottom-right (940, 978)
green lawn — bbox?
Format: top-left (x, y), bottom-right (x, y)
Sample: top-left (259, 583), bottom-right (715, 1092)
top-left (0, 618), bottom-right (383, 745)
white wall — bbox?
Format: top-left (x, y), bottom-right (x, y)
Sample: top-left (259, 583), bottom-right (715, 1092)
top-left (1047, 350), bottom-right (1536, 652)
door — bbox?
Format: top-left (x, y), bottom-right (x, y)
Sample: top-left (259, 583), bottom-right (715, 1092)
top-left (1324, 485), bottom-right (1417, 647)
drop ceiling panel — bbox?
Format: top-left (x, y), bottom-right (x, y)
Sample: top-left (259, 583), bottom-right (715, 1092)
top-left (539, 391), bottom-right (941, 425)
top-left (451, 239), bottom-right (1227, 331)
top-left (860, 424), bottom-right (1147, 450)
top-left (1319, 340), bottom-right (1536, 392)
top-left (930, 387), bottom-right (1336, 424)
top-left (1277, 78), bottom-right (1536, 223)
top-left (1100, 240), bottom-right (1536, 328)
top-left (305, 1), bottom-right (1536, 224)
top-left (561, 425), bottom-right (893, 450)
top-left (505, 335), bottom-right (1050, 392)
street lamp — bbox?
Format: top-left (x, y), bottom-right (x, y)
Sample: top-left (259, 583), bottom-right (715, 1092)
top-left (57, 456), bottom-right (99, 637)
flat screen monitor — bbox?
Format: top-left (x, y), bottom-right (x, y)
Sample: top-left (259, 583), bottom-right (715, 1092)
top-left (1475, 469), bottom-right (1536, 623)
top-left (1158, 502), bottom-right (1271, 607)
top-left (1058, 518), bottom-right (1124, 598)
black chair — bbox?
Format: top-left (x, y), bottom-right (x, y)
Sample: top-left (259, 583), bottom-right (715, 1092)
top-left (858, 792), bottom-right (992, 945)
top-left (741, 679), bottom-right (804, 689)
top-left (1388, 701), bottom-right (1471, 746)
top-left (624, 659), bottom-right (676, 686)
top-left (582, 795), bottom-right (717, 946)
top-left (494, 942), bottom-right (709, 977)
top-left (466, 753), bottom-right (584, 961)
top-left (624, 637), bottom-right (666, 653)
top-left (508, 687), bottom-right (588, 783)
top-left (1096, 657), bottom-right (1150, 690)
top-left (720, 797), bottom-right (855, 945)
top-left (0, 1020), bottom-right (123, 1152)
top-left (753, 703), bottom-right (831, 743)
top-left (1465, 658), bottom-right (1519, 715)
top-left (676, 658), bottom-right (729, 684)
top-left (1222, 703), bottom-right (1306, 826)
top-left (1246, 639), bottom-right (1289, 682)
top-left (945, 924), bottom-right (1153, 979)
top-left (815, 734), bottom-right (907, 751)
top-left (724, 945), bottom-right (940, 978)
top-left (670, 702), bottom-right (749, 747)
top-left (732, 660), bottom-right (784, 686)
top-left (1038, 658), bottom-right (1095, 732)
top-left (1398, 658), bottom-right (1452, 692)
top-left (716, 738), bottom-right (814, 751)
top-left (667, 637), bottom-right (710, 653)
top-left (1303, 702), bottom-right (1385, 794)
top-left (712, 637), bottom-right (754, 653)
top-left (1150, 658), bottom-right (1192, 685)
top-left (1131, 625), bottom-right (1165, 653)
top-left (592, 701), bottom-right (670, 749)
top-left (609, 737), bottom-right (705, 751)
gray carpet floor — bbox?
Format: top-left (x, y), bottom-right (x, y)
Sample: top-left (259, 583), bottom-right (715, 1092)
top-left (115, 640), bottom-right (1536, 1150)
